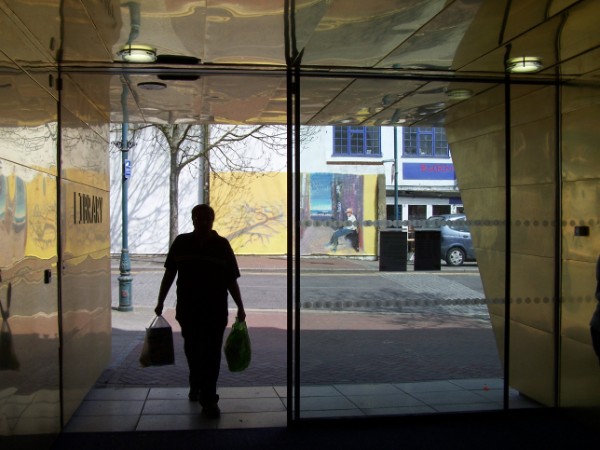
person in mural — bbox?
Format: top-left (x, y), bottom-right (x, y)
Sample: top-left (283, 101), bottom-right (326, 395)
top-left (154, 204), bottom-right (246, 419)
top-left (325, 207), bottom-right (357, 251)
top-left (590, 254), bottom-right (600, 365)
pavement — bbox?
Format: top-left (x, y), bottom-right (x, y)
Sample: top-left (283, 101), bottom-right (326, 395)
top-left (101, 255), bottom-right (496, 389)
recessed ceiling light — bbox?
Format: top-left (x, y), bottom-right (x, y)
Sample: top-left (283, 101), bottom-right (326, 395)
top-left (506, 56), bottom-right (543, 73)
top-left (137, 82), bottom-right (167, 90)
top-left (117, 44), bottom-right (157, 63)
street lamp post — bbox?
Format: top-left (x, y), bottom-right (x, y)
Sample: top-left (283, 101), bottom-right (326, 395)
top-left (118, 80), bottom-right (133, 312)
top-left (393, 126), bottom-right (399, 223)
top-left (383, 127), bottom-right (400, 224)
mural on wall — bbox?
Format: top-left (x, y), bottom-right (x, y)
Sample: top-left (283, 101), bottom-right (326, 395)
top-left (300, 173), bottom-right (364, 255)
top-left (209, 171), bottom-right (377, 256)
top-left (0, 165), bottom-right (58, 267)
top-left (0, 173), bottom-right (27, 268)
top-left (211, 172), bottom-right (287, 255)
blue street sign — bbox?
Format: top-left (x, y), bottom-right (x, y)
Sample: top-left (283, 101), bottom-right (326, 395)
top-left (124, 159), bottom-right (131, 179)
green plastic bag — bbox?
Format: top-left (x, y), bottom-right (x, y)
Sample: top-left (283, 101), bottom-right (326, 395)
top-left (224, 319), bottom-right (251, 372)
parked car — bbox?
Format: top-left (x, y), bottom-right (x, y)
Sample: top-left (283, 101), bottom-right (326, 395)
top-left (426, 214), bottom-right (476, 266)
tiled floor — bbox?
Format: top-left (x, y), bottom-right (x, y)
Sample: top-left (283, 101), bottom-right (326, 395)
top-left (64, 378), bottom-right (540, 432)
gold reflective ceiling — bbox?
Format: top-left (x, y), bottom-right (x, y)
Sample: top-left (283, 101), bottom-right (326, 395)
top-left (1, 0), bottom-right (600, 126)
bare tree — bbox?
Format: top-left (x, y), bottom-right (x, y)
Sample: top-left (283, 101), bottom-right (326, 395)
top-left (131, 124), bottom-right (292, 245)
top-left (109, 124), bottom-right (171, 253)
top-left (111, 123), bottom-right (317, 249)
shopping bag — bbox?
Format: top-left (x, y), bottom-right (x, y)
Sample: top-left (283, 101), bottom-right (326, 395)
top-left (0, 284), bottom-right (19, 371)
top-left (139, 315), bottom-right (175, 367)
top-left (224, 319), bottom-right (251, 372)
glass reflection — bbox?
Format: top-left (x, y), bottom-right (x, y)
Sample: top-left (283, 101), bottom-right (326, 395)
top-left (0, 283), bottom-right (20, 371)
top-left (0, 117), bottom-right (61, 436)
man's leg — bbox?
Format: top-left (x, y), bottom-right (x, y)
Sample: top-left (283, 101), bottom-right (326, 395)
top-left (198, 318), bottom-right (227, 416)
top-left (179, 321), bottom-right (202, 400)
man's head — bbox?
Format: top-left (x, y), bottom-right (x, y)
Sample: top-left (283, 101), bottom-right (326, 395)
top-left (192, 204), bottom-right (215, 234)
top-left (346, 208), bottom-right (353, 215)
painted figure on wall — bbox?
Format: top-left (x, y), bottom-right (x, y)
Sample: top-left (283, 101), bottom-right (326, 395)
top-left (300, 173), bottom-right (363, 255)
top-left (325, 207), bottom-right (358, 252)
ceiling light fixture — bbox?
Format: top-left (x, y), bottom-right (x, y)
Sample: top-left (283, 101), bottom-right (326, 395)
top-left (446, 88), bottom-right (473, 100)
top-left (117, 44), bottom-right (157, 63)
top-left (506, 56), bottom-right (543, 73)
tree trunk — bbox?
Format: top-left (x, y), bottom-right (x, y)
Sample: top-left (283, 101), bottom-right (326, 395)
top-left (169, 151), bottom-right (180, 246)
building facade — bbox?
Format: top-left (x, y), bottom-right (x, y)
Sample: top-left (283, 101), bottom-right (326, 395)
top-left (110, 125), bottom-right (462, 256)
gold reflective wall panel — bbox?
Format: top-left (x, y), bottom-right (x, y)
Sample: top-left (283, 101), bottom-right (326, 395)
top-left (508, 85), bottom-right (557, 407)
top-left (0, 2), bottom-right (111, 440)
top-left (561, 76), bottom-right (600, 406)
top-left (59, 88), bottom-right (111, 424)
top-left (445, 0), bottom-right (600, 409)
top-left (0, 4), bottom-right (61, 437)
top-left (446, 82), bottom-right (559, 406)
top-left (447, 79), bottom-right (600, 408)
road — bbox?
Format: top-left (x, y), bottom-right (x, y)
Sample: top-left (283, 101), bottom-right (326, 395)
top-left (114, 268), bottom-right (486, 315)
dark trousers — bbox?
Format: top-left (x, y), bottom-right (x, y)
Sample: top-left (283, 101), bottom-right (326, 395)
top-left (178, 317), bottom-right (227, 406)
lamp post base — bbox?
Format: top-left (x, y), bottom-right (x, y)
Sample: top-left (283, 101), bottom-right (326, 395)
top-left (118, 275), bottom-right (133, 311)
top-left (117, 249), bottom-right (133, 311)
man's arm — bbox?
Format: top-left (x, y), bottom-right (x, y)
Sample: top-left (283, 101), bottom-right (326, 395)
top-left (227, 279), bottom-right (246, 322)
top-left (155, 268), bottom-right (177, 316)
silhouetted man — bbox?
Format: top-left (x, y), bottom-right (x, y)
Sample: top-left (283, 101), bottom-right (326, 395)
top-left (155, 204), bottom-right (246, 418)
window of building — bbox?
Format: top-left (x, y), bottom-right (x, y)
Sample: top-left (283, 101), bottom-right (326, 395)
top-left (386, 205), bottom-right (401, 221)
top-left (333, 126), bottom-right (381, 157)
top-left (408, 205), bottom-right (427, 222)
top-left (403, 127), bottom-right (450, 157)
top-left (432, 205), bottom-right (451, 216)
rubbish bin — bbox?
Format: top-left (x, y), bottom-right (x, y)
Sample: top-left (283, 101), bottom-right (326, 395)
top-left (379, 230), bottom-right (407, 271)
top-left (414, 229), bottom-right (441, 271)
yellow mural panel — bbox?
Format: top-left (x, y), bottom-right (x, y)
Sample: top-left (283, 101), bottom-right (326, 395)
top-left (25, 174), bottom-right (57, 260)
top-left (210, 172), bottom-right (380, 256)
top-left (362, 174), bottom-right (378, 255)
top-left (210, 172), bottom-right (287, 255)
